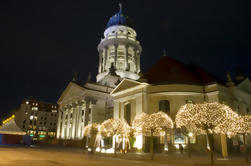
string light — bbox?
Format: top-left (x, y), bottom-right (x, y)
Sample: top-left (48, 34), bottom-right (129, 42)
top-left (100, 118), bottom-right (130, 138)
top-left (175, 103), bottom-right (246, 137)
top-left (132, 112), bottom-right (173, 136)
top-left (238, 115), bottom-right (251, 134)
top-left (83, 123), bottom-right (100, 137)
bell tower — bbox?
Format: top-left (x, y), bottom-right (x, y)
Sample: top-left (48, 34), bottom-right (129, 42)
top-left (96, 4), bottom-right (142, 83)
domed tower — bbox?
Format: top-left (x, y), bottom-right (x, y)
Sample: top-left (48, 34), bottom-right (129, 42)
top-left (96, 4), bottom-right (142, 83)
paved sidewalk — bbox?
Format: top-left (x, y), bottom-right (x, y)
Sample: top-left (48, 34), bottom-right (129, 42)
top-left (95, 151), bottom-right (251, 166)
top-left (0, 146), bottom-right (250, 166)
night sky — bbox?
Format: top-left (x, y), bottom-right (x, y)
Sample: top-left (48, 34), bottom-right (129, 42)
top-left (0, 0), bottom-right (250, 120)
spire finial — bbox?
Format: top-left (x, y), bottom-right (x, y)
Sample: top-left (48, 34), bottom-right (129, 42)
top-left (163, 49), bottom-right (167, 56)
top-left (72, 69), bottom-right (79, 82)
top-left (226, 71), bottom-right (234, 87)
top-left (119, 3), bottom-right (122, 13)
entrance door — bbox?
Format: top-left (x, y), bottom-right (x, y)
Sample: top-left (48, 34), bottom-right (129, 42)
top-left (124, 104), bottom-right (131, 125)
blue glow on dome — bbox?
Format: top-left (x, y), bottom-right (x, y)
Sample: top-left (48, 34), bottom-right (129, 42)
top-left (107, 4), bottom-right (133, 28)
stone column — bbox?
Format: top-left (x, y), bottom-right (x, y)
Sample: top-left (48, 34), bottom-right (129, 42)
top-left (133, 47), bottom-right (138, 73)
top-left (66, 106), bottom-right (71, 139)
top-left (61, 107), bottom-right (66, 139)
top-left (74, 104), bottom-right (79, 139)
top-left (89, 103), bottom-right (94, 124)
top-left (114, 101), bottom-right (120, 119)
top-left (137, 51), bottom-right (141, 73)
top-left (80, 102), bottom-right (86, 138)
top-left (56, 110), bottom-right (62, 139)
top-left (71, 103), bottom-right (77, 140)
top-left (221, 134), bottom-right (228, 158)
top-left (77, 104), bottom-right (83, 139)
top-left (114, 44), bottom-right (118, 68)
top-left (98, 51), bottom-right (103, 73)
top-left (124, 45), bottom-right (129, 71)
top-left (103, 47), bottom-right (108, 72)
top-left (76, 101), bottom-right (84, 139)
top-left (84, 100), bottom-right (90, 126)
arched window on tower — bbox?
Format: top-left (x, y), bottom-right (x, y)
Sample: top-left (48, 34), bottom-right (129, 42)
top-left (159, 100), bottom-right (170, 114)
top-left (124, 103), bottom-right (131, 125)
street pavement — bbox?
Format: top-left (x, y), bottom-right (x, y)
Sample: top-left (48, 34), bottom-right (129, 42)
top-left (0, 146), bottom-right (250, 166)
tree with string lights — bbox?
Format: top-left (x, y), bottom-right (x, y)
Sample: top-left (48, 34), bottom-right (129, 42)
top-left (100, 118), bottom-right (131, 154)
top-left (83, 123), bottom-right (100, 153)
top-left (132, 112), bottom-right (174, 160)
top-left (175, 102), bottom-right (241, 165)
top-left (237, 115), bottom-right (251, 163)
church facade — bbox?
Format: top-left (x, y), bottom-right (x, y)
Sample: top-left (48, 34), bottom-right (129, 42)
top-left (111, 56), bottom-right (251, 152)
top-left (56, 5), bottom-right (141, 140)
top-left (56, 5), bottom-right (251, 154)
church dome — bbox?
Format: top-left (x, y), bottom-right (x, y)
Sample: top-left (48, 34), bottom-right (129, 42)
top-left (107, 4), bottom-right (134, 28)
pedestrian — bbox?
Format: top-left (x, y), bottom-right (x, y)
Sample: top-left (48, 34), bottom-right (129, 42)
top-left (179, 144), bottom-right (183, 154)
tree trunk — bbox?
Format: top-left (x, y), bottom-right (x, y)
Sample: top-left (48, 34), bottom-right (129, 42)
top-left (100, 140), bottom-right (102, 153)
top-left (243, 134), bottom-right (248, 163)
top-left (206, 132), bottom-right (214, 165)
top-left (150, 130), bottom-right (154, 160)
top-left (114, 136), bottom-right (117, 156)
top-left (187, 136), bottom-right (191, 158)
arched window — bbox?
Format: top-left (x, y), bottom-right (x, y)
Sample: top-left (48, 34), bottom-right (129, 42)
top-left (159, 100), bottom-right (170, 114)
top-left (124, 104), bottom-right (131, 125)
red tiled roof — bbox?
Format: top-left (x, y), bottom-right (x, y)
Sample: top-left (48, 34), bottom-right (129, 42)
top-left (144, 56), bottom-right (219, 85)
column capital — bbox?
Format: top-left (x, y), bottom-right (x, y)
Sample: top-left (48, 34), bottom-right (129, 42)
top-left (72, 103), bottom-right (78, 107)
top-left (77, 100), bottom-right (85, 106)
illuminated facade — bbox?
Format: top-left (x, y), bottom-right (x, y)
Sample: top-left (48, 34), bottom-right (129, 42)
top-left (11, 99), bottom-right (58, 139)
top-left (111, 56), bottom-right (251, 153)
top-left (56, 4), bottom-right (251, 155)
top-left (56, 5), bottom-right (141, 140)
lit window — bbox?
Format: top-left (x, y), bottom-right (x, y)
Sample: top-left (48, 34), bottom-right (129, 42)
top-left (159, 100), bottom-right (170, 114)
top-left (32, 107), bottom-right (38, 111)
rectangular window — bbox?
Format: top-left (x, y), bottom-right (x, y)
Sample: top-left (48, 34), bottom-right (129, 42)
top-left (32, 107), bottom-right (38, 111)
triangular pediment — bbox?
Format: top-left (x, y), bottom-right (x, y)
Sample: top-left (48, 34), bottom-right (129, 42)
top-left (57, 82), bottom-right (86, 105)
top-left (111, 79), bottom-right (146, 95)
